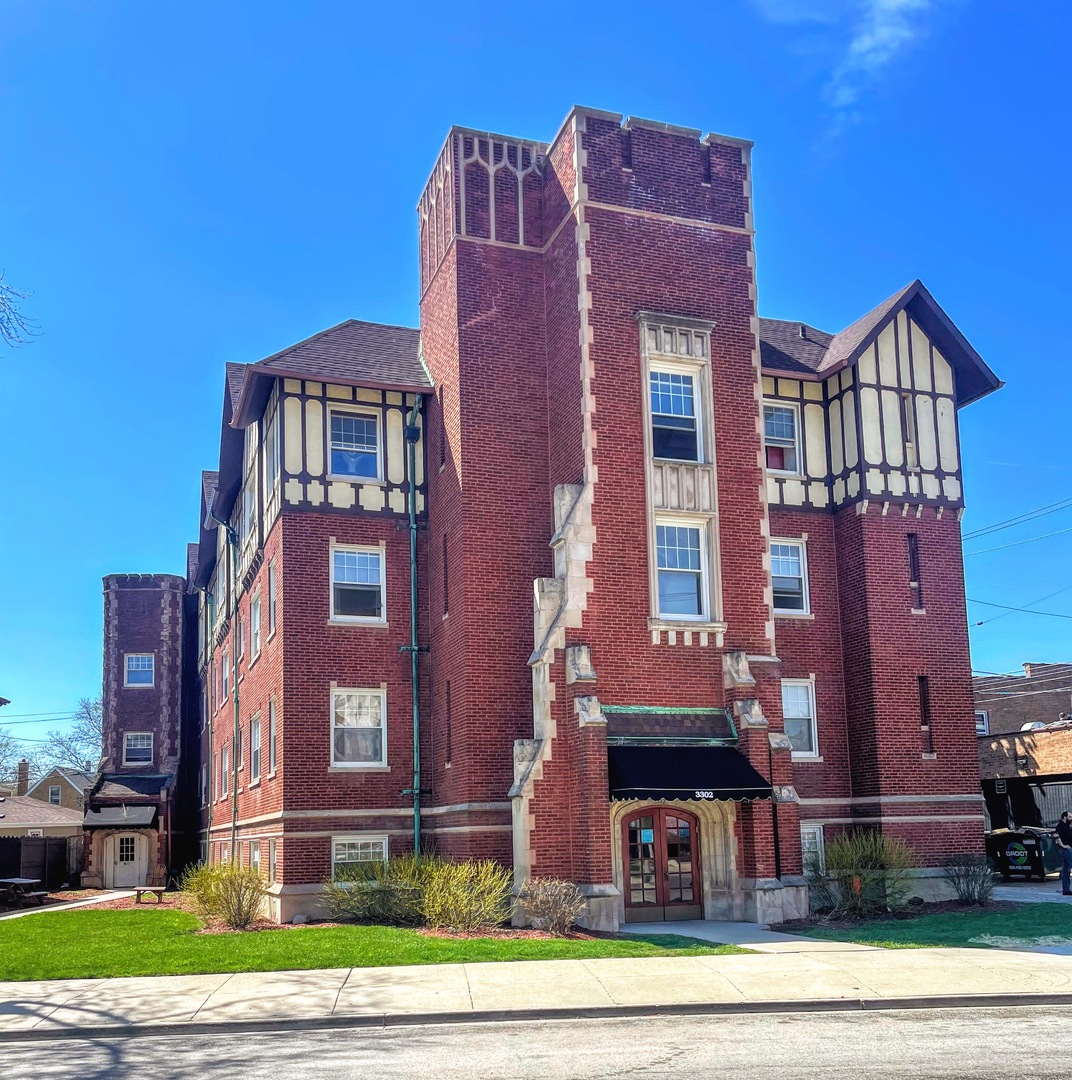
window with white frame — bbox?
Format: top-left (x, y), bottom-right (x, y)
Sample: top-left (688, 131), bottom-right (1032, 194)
top-left (240, 473), bottom-right (257, 548)
top-left (771, 540), bottom-right (809, 614)
top-left (328, 407), bottom-right (381, 479)
top-left (200, 765), bottom-right (207, 808)
top-left (655, 521), bottom-right (707, 619)
top-left (265, 408), bottom-right (280, 496)
top-left (222, 654), bottom-right (230, 700)
top-left (763, 402), bottom-right (801, 474)
top-left (331, 689), bottom-right (387, 767)
top-left (332, 834), bottom-right (388, 880)
top-left (250, 594), bottom-right (262, 658)
top-left (800, 825), bottom-right (825, 873)
top-left (250, 840), bottom-right (261, 876)
top-left (975, 710), bottom-right (990, 736)
top-left (269, 838), bottom-right (278, 883)
top-left (331, 546), bottom-right (385, 622)
top-left (123, 732), bottom-right (153, 766)
top-left (250, 715), bottom-right (261, 782)
top-left (267, 561), bottom-right (278, 637)
top-left (221, 744), bottom-right (230, 797)
top-left (124, 654), bottom-right (155, 688)
top-left (649, 367), bottom-right (700, 461)
top-left (268, 698), bottom-right (277, 773)
top-left (48, 785), bottom-right (61, 805)
top-left (782, 680), bottom-right (818, 758)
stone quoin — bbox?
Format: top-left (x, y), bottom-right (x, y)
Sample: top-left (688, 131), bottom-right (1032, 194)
top-left (95, 106), bottom-right (1001, 925)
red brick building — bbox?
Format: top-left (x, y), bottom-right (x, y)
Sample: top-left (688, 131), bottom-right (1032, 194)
top-left (110, 107), bottom-right (1001, 924)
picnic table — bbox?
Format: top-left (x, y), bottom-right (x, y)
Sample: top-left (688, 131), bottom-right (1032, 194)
top-left (0, 878), bottom-right (47, 905)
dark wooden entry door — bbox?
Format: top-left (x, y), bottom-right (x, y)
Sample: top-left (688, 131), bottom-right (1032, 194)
top-left (622, 807), bottom-right (702, 922)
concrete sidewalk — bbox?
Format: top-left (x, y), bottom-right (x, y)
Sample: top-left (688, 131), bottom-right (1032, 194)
top-left (4, 941), bottom-right (1072, 1041)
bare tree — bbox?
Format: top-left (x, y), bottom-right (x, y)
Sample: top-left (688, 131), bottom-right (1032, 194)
top-left (0, 728), bottom-right (39, 788)
top-left (40, 697), bottom-right (104, 775)
top-left (0, 271), bottom-right (37, 346)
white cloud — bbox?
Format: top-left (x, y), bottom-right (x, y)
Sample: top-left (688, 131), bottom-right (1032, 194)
top-left (754, 0), bottom-right (935, 133)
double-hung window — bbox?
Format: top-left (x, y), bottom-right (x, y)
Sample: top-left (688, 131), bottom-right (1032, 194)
top-left (220, 745), bottom-right (230, 797)
top-left (763, 402), bottom-right (801, 474)
top-left (655, 521), bottom-right (707, 619)
top-left (267, 562), bottom-right (277, 637)
top-left (250, 595), bottom-right (262, 658)
top-left (250, 715), bottom-right (261, 782)
top-left (331, 546), bottom-right (385, 622)
top-left (250, 840), bottom-right (261, 876)
top-left (48, 785), bottom-right (61, 805)
top-left (268, 698), bottom-right (277, 773)
top-left (650, 368), bottom-right (700, 461)
top-left (222, 655), bottom-right (230, 701)
top-left (975, 710), bottom-right (990, 737)
top-left (332, 834), bottom-right (388, 880)
top-left (782, 679), bottom-right (818, 759)
top-left (329, 408), bottom-right (380, 480)
top-left (771, 540), bottom-right (809, 614)
top-left (331, 689), bottom-right (387, 767)
top-left (123, 732), bottom-right (154, 766)
top-left (800, 825), bottom-right (825, 873)
top-left (124, 654), bottom-right (154, 688)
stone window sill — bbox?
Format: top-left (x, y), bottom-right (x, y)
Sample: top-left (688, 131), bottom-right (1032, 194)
top-left (774, 612), bottom-right (814, 621)
top-left (911, 608), bottom-right (926, 616)
top-left (327, 619), bottom-right (390, 629)
top-left (649, 618), bottom-right (727, 633)
top-left (922, 753), bottom-right (937, 760)
top-left (792, 755), bottom-right (823, 763)
top-left (328, 765), bottom-right (392, 774)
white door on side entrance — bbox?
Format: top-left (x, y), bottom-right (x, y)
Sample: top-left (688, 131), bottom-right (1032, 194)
top-left (109, 833), bottom-right (147, 888)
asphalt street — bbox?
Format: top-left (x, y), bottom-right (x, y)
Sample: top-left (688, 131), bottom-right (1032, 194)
top-left (3, 1007), bottom-right (1067, 1079)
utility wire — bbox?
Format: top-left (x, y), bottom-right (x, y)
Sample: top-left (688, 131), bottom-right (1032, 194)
top-left (0, 716), bottom-right (75, 728)
top-left (967, 599), bottom-right (1072, 620)
top-left (970, 667), bottom-right (1072, 690)
top-left (976, 685), bottom-right (1072, 704)
top-left (964, 496), bottom-right (1072, 541)
top-left (965, 526), bottom-right (1072, 557)
top-left (970, 585), bottom-right (1072, 628)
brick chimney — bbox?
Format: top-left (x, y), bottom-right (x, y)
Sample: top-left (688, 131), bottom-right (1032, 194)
top-left (15, 759), bottom-right (29, 796)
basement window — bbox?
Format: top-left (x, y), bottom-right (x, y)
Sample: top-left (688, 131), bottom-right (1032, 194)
top-left (332, 834), bottom-right (389, 880)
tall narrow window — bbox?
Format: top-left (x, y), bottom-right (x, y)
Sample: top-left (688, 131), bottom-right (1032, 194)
top-left (439, 386), bottom-right (447, 468)
top-left (48, 786), bottom-right (61, 806)
top-left (250, 840), bottom-right (261, 876)
top-left (250, 595), bottom-right (262, 658)
top-left (771, 540), bottom-right (809, 614)
top-left (650, 369), bottom-right (699, 461)
top-left (220, 744), bottom-right (230, 797)
top-left (445, 682), bottom-right (452, 765)
top-left (763, 403), bottom-right (800, 474)
top-left (222, 654), bottom-right (230, 700)
top-left (268, 698), bottom-right (278, 773)
top-left (901, 394), bottom-right (918, 468)
top-left (655, 522), bottom-right (706, 619)
top-left (919, 675), bottom-right (934, 754)
top-left (265, 409), bottom-right (280, 496)
top-left (442, 534), bottom-right (449, 615)
top-left (250, 715), bottom-right (261, 782)
top-left (907, 534), bottom-right (923, 609)
top-left (329, 408), bottom-right (380, 479)
top-left (267, 561), bottom-right (277, 637)
top-left (269, 839), bottom-right (278, 883)
top-left (782, 680), bottom-right (818, 759)
top-left (331, 546), bottom-right (385, 622)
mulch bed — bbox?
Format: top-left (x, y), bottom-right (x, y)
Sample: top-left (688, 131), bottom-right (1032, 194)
top-left (773, 899), bottom-right (1020, 932)
top-left (0, 888), bottom-right (110, 914)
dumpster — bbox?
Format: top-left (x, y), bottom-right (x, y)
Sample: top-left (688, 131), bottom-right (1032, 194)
top-left (985, 829), bottom-right (1050, 881)
top-left (1024, 827), bottom-right (1063, 876)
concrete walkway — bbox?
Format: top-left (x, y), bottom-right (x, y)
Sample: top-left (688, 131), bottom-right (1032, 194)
top-left (993, 881), bottom-right (1072, 905)
top-left (621, 919), bottom-right (879, 953)
top-left (5, 943), bottom-right (1072, 1041)
top-left (0, 891), bottom-right (134, 921)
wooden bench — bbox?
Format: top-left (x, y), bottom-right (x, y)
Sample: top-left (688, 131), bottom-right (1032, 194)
top-left (133, 886), bottom-right (167, 905)
top-left (17, 892), bottom-right (48, 906)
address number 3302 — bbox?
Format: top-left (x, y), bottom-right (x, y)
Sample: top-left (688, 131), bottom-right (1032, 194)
top-left (694, 790), bottom-right (714, 800)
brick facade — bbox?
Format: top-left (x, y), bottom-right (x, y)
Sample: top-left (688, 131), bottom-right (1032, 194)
top-left (133, 106), bottom-right (998, 925)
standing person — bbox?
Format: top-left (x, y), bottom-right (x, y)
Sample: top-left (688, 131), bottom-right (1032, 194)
top-left (1056, 811), bottom-right (1072, 896)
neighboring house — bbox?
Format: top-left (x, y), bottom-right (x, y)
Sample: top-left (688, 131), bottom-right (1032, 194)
top-left (979, 722), bottom-right (1072, 830)
top-left (117, 106), bottom-right (999, 926)
top-left (973, 663), bottom-right (1072, 737)
top-left (81, 575), bottom-right (195, 889)
top-left (0, 796), bottom-right (84, 837)
top-left (25, 767), bottom-right (94, 812)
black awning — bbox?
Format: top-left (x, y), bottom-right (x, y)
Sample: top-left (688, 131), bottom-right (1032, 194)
top-left (608, 745), bottom-right (773, 802)
top-left (83, 806), bottom-right (157, 828)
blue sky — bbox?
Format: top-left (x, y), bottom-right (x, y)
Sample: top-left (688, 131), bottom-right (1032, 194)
top-left (1, 0), bottom-right (1069, 747)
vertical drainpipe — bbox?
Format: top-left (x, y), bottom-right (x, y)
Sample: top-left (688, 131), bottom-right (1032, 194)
top-left (403, 396), bottom-right (424, 854)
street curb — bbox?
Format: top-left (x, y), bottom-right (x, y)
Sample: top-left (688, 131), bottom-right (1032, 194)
top-left (4, 992), bottom-right (1072, 1043)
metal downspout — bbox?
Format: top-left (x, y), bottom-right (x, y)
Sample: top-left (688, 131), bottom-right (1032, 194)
top-left (210, 508), bottom-right (240, 863)
top-left (403, 397), bottom-right (424, 854)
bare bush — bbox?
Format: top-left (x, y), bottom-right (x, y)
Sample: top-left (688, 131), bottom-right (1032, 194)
top-left (519, 878), bottom-right (587, 935)
top-left (942, 853), bottom-right (995, 905)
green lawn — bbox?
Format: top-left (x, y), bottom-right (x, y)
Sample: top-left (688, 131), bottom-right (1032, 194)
top-left (798, 903), bottom-right (1072, 949)
top-left (0, 909), bottom-right (743, 981)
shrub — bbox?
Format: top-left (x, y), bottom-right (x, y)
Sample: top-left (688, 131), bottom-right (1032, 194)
top-left (181, 862), bottom-right (265, 930)
top-left (942, 853), bottom-right (995, 905)
top-left (422, 859), bottom-right (514, 932)
top-left (518, 878), bottom-right (587, 936)
top-left (807, 831), bottom-right (917, 917)
top-left (321, 853), bottom-right (434, 926)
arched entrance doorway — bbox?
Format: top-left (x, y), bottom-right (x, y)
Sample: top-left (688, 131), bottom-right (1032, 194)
top-left (621, 807), bottom-right (701, 922)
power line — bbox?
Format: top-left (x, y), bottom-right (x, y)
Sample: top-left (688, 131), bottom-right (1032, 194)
top-left (976, 685), bottom-right (1072, 704)
top-left (967, 598), bottom-right (1072, 620)
top-left (971, 667), bottom-right (1072, 691)
top-left (965, 526), bottom-right (1072, 557)
top-left (971, 585), bottom-right (1072, 628)
top-left (0, 716), bottom-right (75, 728)
top-left (0, 710), bottom-right (78, 719)
top-left (964, 496), bottom-right (1072, 541)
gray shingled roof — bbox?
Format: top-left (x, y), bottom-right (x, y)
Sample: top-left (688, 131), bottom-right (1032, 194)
top-left (225, 362), bottom-right (247, 414)
top-left (0, 795), bottom-right (84, 826)
top-left (93, 774), bottom-right (172, 800)
top-left (250, 320), bottom-right (430, 391)
top-left (759, 319), bottom-right (833, 376)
